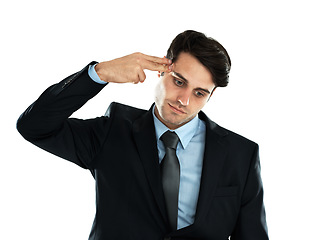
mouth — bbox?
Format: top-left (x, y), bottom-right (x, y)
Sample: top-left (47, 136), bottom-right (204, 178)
top-left (168, 103), bottom-right (186, 114)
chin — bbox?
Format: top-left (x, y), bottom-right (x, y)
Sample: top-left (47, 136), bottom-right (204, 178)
top-left (162, 115), bottom-right (188, 129)
top-left (156, 105), bottom-right (189, 128)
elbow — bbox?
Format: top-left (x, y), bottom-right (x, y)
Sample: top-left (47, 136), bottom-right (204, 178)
top-left (16, 112), bottom-right (28, 140)
top-left (16, 103), bottom-right (35, 141)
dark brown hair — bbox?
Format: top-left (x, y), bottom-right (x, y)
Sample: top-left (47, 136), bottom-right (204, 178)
top-left (166, 30), bottom-right (231, 87)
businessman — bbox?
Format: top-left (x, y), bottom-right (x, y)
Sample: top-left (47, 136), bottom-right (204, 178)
top-left (17, 30), bottom-right (269, 239)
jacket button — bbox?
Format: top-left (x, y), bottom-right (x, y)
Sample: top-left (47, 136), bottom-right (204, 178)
top-left (62, 78), bottom-right (73, 88)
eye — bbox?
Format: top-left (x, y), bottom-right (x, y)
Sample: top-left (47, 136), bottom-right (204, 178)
top-left (195, 91), bottom-right (205, 98)
top-left (174, 78), bottom-right (184, 87)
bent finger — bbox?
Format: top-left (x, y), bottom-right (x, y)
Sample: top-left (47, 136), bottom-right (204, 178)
top-left (137, 69), bottom-right (146, 83)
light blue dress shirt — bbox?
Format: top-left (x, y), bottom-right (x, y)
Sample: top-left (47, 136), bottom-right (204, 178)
top-left (88, 64), bottom-right (206, 229)
top-left (152, 108), bottom-right (205, 229)
top-left (88, 64), bottom-right (104, 84)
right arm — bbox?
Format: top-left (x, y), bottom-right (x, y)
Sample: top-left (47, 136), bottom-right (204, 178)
top-left (17, 53), bottom-right (171, 169)
top-left (16, 62), bottom-right (108, 169)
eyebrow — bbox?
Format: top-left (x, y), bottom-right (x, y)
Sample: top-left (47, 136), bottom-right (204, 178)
top-left (172, 71), bottom-right (211, 94)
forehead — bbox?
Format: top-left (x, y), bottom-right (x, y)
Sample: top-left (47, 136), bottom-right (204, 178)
top-left (173, 52), bottom-right (214, 89)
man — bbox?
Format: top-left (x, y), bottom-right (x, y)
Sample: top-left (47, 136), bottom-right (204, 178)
top-left (17, 30), bottom-right (269, 239)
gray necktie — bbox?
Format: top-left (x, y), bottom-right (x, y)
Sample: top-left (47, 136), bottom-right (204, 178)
top-left (160, 131), bottom-right (180, 230)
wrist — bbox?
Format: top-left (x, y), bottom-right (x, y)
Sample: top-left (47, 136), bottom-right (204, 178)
top-left (95, 62), bottom-right (109, 83)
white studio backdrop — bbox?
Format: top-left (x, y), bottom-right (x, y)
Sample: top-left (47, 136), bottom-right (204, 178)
top-left (1, 0), bottom-right (309, 239)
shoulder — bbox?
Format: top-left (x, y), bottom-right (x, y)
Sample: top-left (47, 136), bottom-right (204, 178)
top-left (199, 111), bottom-right (258, 149)
top-left (104, 102), bottom-right (148, 121)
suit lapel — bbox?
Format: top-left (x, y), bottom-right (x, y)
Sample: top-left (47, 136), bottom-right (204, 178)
top-left (193, 112), bottom-right (229, 225)
top-left (132, 105), bottom-right (168, 224)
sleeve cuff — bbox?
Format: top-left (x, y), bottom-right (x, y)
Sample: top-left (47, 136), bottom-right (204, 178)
top-left (88, 64), bottom-right (108, 85)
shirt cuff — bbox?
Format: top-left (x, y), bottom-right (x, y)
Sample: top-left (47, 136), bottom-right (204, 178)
top-left (88, 64), bottom-right (108, 84)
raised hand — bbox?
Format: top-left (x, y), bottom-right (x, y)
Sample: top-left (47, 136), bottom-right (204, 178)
top-left (95, 52), bottom-right (172, 84)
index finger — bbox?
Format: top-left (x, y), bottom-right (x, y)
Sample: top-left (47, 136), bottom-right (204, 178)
top-left (141, 59), bottom-right (172, 72)
top-left (139, 55), bottom-right (172, 72)
top-left (141, 53), bottom-right (172, 65)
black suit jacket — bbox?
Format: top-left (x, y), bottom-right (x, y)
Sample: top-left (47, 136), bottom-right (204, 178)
top-left (17, 62), bottom-right (269, 240)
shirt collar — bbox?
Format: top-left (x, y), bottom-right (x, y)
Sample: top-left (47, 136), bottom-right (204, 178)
top-left (152, 105), bottom-right (199, 149)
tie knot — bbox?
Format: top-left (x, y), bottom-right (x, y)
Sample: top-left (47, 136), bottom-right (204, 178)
top-left (160, 131), bottom-right (179, 150)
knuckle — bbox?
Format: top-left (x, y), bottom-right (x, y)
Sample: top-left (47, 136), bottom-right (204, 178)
top-left (134, 52), bottom-right (143, 65)
top-left (133, 52), bottom-right (142, 58)
top-left (135, 65), bottom-right (142, 72)
top-left (136, 58), bottom-right (141, 65)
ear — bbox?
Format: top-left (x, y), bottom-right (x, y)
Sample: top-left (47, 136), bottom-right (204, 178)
top-left (158, 71), bottom-right (166, 78)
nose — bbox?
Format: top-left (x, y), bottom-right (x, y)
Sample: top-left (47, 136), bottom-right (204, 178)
top-left (177, 90), bottom-right (190, 106)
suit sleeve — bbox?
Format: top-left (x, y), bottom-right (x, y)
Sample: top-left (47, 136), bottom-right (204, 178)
top-left (17, 62), bottom-right (110, 169)
top-left (231, 144), bottom-right (269, 240)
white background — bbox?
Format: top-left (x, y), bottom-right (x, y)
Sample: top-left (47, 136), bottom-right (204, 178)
top-left (1, 0), bottom-right (309, 239)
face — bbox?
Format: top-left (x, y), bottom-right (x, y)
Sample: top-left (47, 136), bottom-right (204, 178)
top-left (154, 52), bottom-right (215, 130)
